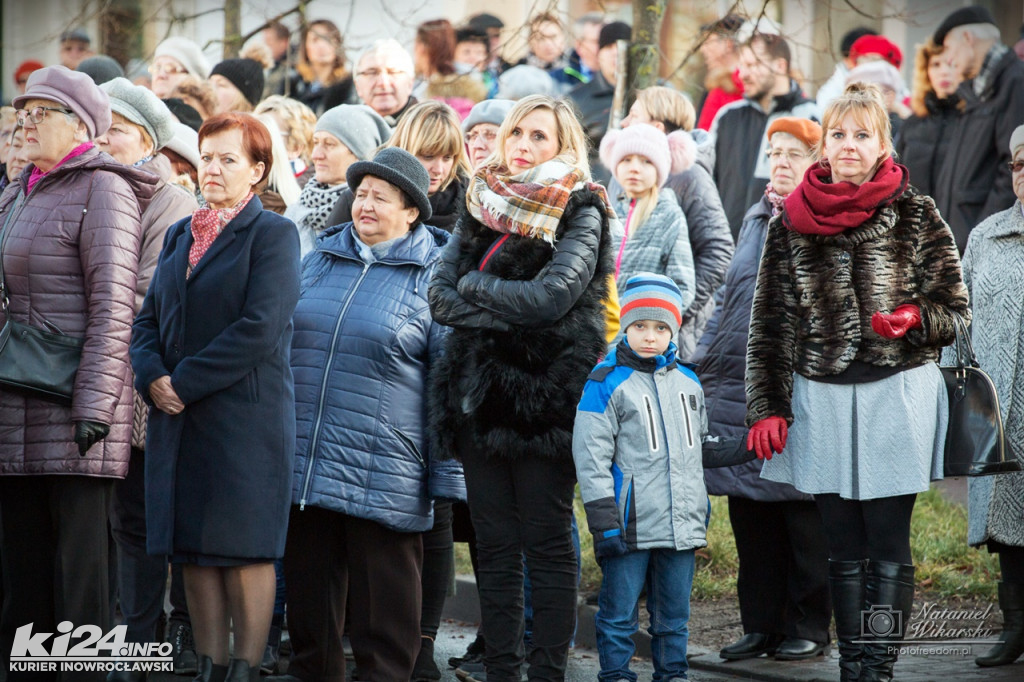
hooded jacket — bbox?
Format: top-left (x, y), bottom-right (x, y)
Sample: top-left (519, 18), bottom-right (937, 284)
top-left (0, 146), bottom-right (155, 477)
top-left (428, 187), bottom-right (614, 464)
top-left (291, 222), bottom-right (462, 533)
top-left (573, 341), bottom-right (750, 550)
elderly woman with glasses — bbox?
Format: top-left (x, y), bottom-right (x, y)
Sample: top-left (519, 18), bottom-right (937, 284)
top-left (0, 65), bottom-right (155, 682)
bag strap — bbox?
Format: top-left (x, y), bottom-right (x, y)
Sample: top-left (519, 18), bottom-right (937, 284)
top-left (950, 312), bottom-right (979, 369)
top-left (0, 190), bottom-right (26, 312)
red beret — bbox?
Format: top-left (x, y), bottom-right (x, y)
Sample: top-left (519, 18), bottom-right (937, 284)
top-left (850, 35), bottom-right (902, 69)
top-left (766, 116), bottom-right (822, 150)
top-left (13, 60), bottom-right (44, 84)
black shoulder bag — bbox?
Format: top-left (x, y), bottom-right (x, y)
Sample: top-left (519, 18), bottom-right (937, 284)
top-left (0, 190), bottom-right (84, 405)
top-left (940, 313), bottom-right (1021, 476)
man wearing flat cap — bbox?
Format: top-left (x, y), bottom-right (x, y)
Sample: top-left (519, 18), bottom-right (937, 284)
top-left (568, 20), bottom-right (632, 184)
top-left (932, 5), bottom-right (1024, 253)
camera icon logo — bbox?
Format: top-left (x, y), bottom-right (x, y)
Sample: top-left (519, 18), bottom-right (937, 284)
top-left (861, 604), bottom-right (902, 638)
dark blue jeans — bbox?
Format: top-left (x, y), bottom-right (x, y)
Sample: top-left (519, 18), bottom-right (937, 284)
top-left (595, 548), bottom-right (695, 681)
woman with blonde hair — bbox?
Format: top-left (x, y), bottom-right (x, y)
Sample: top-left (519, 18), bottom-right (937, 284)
top-left (286, 19), bottom-right (356, 116)
top-left (254, 95), bottom-right (317, 187)
top-left (617, 85), bottom-right (733, 360)
top-left (746, 83), bottom-right (968, 682)
top-left (893, 39), bottom-right (963, 197)
top-left (254, 114), bottom-right (301, 214)
top-left (327, 99), bottom-right (471, 232)
top-left (428, 95), bottom-right (615, 679)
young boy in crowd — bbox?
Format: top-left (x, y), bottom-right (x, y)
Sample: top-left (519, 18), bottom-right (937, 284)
top-left (573, 273), bottom-right (751, 680)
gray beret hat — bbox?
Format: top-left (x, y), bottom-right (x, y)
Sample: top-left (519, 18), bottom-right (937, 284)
top-left (164, 121), bottom-right (199, 169)
top-left (462, 98), bottom-right (515, 134)
top-left (316, 104), bottom-right (391, 162)
top-left (496, 65), bottom-right (555, 100)
top-left (154, 37), bottom-right (211, 80)
top-left (347, 147), bottom-right (432, 222)
top-left (77, 55), bottom-right (125, 85)
top-left (101, 77), bottom-right (175, 150)
top-left (13, 65), bottom-right (111, 138)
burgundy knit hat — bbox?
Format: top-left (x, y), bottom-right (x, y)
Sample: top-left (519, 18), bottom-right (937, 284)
top-left (849, 35), bottom-right (903, 69)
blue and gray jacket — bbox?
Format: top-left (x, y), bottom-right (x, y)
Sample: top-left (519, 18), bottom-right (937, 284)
top-left (572, 340), bottom-right (750, 551)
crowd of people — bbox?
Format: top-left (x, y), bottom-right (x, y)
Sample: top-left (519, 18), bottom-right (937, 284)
top-left (0, 4), bottom-right (1023, 682)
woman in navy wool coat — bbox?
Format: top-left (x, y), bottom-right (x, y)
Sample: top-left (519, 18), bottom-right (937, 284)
top-left (130, 112), bottom-right (301, 682)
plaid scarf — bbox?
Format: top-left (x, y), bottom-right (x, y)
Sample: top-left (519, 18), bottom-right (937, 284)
top-left (466, 159), bottom-right (614, 244)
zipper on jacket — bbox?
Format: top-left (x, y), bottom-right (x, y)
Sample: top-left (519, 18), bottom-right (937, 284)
top-left (643, 394), bottom-right (659, 452)
top-left (298, 261), bottom-right (371, 510)
top-left (680, 392), bottom-right (695, 448)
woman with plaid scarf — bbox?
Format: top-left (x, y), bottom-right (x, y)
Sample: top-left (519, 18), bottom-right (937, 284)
top-left (428, 95), bottom-right (615, 681)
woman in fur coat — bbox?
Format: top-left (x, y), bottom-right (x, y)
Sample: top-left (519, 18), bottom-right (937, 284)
top-left (745, 83), bottom-right (968, 682)
top-left (428, 95), bottom-right (614, 680)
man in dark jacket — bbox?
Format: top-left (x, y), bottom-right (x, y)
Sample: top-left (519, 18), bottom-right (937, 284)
top-left (932, 6), bottom-right (1024, 252)
top-left (710, 32), bottom-right (819, 237)
top-left (568, 21), bottom-right (631, 184)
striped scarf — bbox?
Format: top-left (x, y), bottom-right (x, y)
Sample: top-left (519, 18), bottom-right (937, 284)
top-left (466, 158), bottom-right (614, 244)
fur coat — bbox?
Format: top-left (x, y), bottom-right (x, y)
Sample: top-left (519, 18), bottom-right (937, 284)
top-left (746, 186), bottom-right (969, 426)
top-left (428, 187), bottom-right (613, 463)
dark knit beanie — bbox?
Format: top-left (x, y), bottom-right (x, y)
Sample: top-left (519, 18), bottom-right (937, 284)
top-left (77, 55), bottom-right (125, 85)
top-left (599, 22), bottom-right (632, 50)
top-left (162, 97), bottom-right (203, 132)
top-left (210, 58), bottom-right (265, 107)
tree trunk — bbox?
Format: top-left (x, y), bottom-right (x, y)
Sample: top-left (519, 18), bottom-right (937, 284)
top-left (223, 0), bottom-right (241, 58)
top-left (628, 0), bottom-right (667, 106)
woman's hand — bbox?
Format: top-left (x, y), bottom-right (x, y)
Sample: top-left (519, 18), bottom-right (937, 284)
top-left (149, 376), bottom-right (184, 415)
top-left (747, 416), bottom-right (788, 460)
top-left (871, 304), bottom-right (922, 339)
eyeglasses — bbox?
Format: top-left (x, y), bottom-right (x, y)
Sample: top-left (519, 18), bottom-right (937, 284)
top-left (1008, 160), bottom-right (1024, 174)
top-left (465, 129), bottom-right (497, 145)
top-left (767, 150), bottom-right (808, 163)
top-left (148, 63), bottom-right (188, 76)
top-left (16, 106), bottom-right (74, 127)
top-left (354, 68), bottom-right (407, 81)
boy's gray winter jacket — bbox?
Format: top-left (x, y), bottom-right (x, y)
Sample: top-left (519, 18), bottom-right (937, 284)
top-left (573, 342), bottom-right (750, 551)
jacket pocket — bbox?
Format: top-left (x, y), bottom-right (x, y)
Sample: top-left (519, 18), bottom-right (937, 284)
top-left (642, 394), bottom-right (660, 452)
top-left (245, 368), bottom-right (259, 403)
top-left (393, 428), bottom-right (426, 467)
top-left (678, 392), bottom-right (696, 448)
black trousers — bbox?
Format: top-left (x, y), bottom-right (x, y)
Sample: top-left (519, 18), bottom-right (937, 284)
top-left (283, 506), bottom-right (423, 682)
top-left (109, 447), bottom-right (189, 643)
top-left (420, 500), bottom-right (453, 640)
top-left (461, 448), bottom-right (577, 682)
top-left (0, 475), bottom-right (115, 682)
top-left (728, 497), bottom-right (832, 643)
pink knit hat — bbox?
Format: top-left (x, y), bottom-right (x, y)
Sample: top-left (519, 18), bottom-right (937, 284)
top-left (599, 123), bottom-right (696, 187)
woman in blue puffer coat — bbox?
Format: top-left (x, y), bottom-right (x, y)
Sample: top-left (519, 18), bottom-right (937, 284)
top-left (282, 147), bottom-right (462, 682)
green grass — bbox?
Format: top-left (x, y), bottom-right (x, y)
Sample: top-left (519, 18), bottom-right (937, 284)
top-left (456, 485), bottom-right (999, 601)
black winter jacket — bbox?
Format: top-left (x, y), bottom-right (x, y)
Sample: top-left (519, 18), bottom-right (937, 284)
top-left (427, 187), bottom-right (613, 463)
top-left (894, 93), bottom-right (961, 198)
top-left (711, 82), bottom-right (819, 237)
top-left (934, 48), bottom-right (1024, 252)
top-left (568, 73), bottom-right (615, 184)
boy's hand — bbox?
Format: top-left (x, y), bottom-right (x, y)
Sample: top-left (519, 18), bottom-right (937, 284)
top-left (593, 531), bottom-right (629, 563)
top-left (747, 416), bottom-right (788, 460)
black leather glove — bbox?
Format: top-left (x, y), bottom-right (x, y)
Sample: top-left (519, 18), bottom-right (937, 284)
top-left (74, 420), bottom-right (110, 456)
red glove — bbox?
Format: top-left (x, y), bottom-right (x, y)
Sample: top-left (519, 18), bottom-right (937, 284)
top-left (747, 417), bottom-right (788, 461)
top-left (871, 304), bottom-right (922, 339)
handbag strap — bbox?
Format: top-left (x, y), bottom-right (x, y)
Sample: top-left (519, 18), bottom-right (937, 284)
top-left (950, 312), bottom-right (980, 369)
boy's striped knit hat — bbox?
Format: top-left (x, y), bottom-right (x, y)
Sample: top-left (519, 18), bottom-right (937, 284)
top-left (619, 273), bottom-right (683, 336)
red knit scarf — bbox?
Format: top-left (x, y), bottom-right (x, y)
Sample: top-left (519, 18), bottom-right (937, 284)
top-left (782, 157), bottom-right (908, 236)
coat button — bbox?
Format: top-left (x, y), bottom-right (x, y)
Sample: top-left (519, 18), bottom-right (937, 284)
top-left (838, 251), bottom-right (851, 265)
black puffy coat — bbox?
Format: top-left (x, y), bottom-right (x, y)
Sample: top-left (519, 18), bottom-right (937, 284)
top-left (894, 93), bottom-right (961, 198)
top-left (427, 187), bottom-right (613, 463)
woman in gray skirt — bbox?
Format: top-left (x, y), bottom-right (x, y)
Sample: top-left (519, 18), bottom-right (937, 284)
top-left (744, 82), bottom-right (968, 682)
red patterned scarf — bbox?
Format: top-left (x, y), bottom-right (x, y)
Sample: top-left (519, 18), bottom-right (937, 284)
top-left (465, 159), bottom-right (614, 244)
top-left (782, 157), bottom-right (908, 236)
top-left (188, 193), bottom-right (253, 275)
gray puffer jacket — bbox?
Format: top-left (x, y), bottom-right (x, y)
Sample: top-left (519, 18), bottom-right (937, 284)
top-left (0, 147), bottom-right (155, 477)
top-left (573, 341), bottom-right (750, 551)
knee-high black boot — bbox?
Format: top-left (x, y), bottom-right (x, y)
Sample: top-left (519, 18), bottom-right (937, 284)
top-left (860, 561), bottom-right (914, 682)
top-left (829, 560), bottom-right (866, 682)
top-left (193, 656), bottom-right (228, 682)
top-left (976, 582), bottom-right (1024, 666)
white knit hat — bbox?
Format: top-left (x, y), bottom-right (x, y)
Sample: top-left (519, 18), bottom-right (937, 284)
top-left (599, 123), bottom-right (696, 187)
top-left (154, 37), bottom-right (211, 80)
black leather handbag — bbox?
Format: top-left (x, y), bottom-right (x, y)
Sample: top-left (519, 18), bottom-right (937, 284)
top-left (0, 192), bottom-right (84, 406)
top-left (940, 314), bottom-right (1020, 477)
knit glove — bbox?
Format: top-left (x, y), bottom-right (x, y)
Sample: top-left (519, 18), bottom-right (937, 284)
top-left (74, 420), bottom-right (110, 456)
top-left (747, 416), bottom-right (788, 461)
top-left (871, 304), bottom-right (922, 339)
top-left (592, 530), bottom-right (629, 564)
